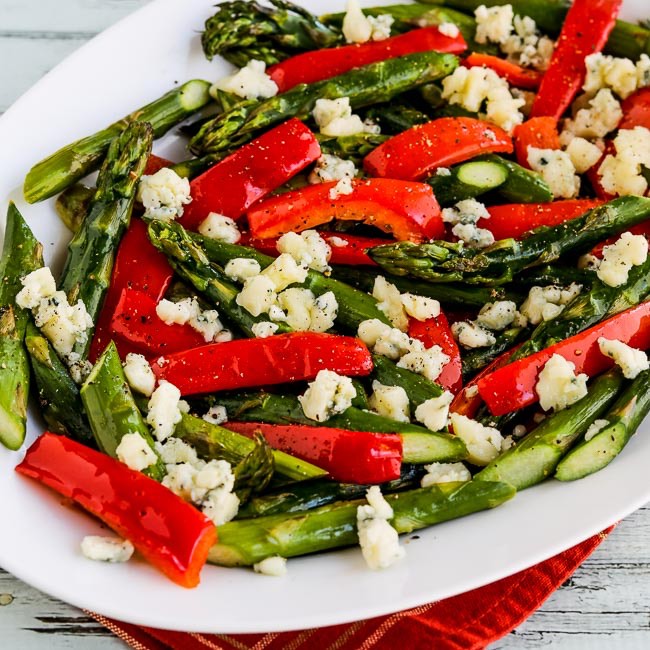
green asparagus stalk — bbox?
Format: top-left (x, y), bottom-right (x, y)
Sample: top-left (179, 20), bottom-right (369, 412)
top-left (237, 465), bottom-right (424, 518)
top-left (55, 184), bottom-right (93, 234)
top-left (209, 479), bottom-right (515, 566)
top-left (364, 104), bottom-right (431, 135)
top-left (192, 235), bottom-right (391, 330)
top-left (461, 326), bottom-right (527, 380)
top-left (202, 0), bottom-right (340, 66)
top-left (81, 342), bottom-right (165, 481)
top-left (59, 122), bottom-right (153, 360)
top-left (317, 132), bottom-right (389, 166)
top-left (146, 219), bottom-right (292, 336)
top-left (174, 412), bottom-right (327, 482)
top-left (0, 204), bottom-right (43, 449)
top-left (233, 433), bottom-right (275, 502)
top-left (24, 80), bottom-right (211, 203)
top-left (190, 51), bottom-right (459, 156)
top-left (476, 370), bottom-right (624, 490)
top-left (24, 322), bottom-right (93, 443)
top-left (213, 391), bottom-right (467, 463)
top-left (556, 370), bottom-right (650, 481)
top-left (518, 264), bottom-right (594, 289)
top-left (479, 155), bottom-right (553, 204)
top-left (370, 197), bottom-right (650, 286)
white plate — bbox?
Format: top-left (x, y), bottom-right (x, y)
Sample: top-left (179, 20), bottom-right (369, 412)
top-left (0, 0), bottom-right (647, 634)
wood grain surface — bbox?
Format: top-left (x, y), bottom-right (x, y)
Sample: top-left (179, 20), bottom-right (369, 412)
top-left (0, 1), bottom-right (649, 648)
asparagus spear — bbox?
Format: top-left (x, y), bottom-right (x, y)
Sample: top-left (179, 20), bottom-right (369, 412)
top-left (209, 479), bottom-right (515, 566)
top-left (55, 184), bottom-right (93, 234)
top-left (213, 391), bottom-right (467, 463)
top-left (190, 51), bottom-right (458, 156)
top-left (556, 370), bottom-right (650, 481)
top-left (518, 264), bottom-right (594, 289)
top-left (479, 155), bottom-right (553, 204)
top-left (24, 322), bottom-right (93, 443)
top-left (476, 370), bottom-right (623, 490)
top-left (174, 412), bottom-right (327, 482)
top-left (60, 122), bottom-right (153, 360)
top-left (462, 326), bottom-right (527, 380)
top-left (237, 465), bottom-right (424, 518)
top-left (233, 433), bottom-right (275, 502)
top-left (202, 0), bottom-right (340, 66)
top-left (370, 197), bottom-right (650, 286)
top-left (24, 80), bottom-right (211, 203)
top-left (146, 219), bottom-right (292, 336)
top-left (0, 204), bottom-right (43, 449)
top-left (317, 132), bottom-right (389, 166)
top-left (192, 234), bottom-right (391, 330)
top-left (365, 104), bottom-right (431, 135)
top-left (81, 342), bottom-right (165, 480)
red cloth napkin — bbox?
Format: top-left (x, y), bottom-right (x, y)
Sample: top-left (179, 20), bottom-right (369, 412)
top-left (87, 527), bottom-right (612, 650)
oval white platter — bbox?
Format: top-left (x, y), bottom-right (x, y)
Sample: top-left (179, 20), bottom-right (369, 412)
top-left (0, 0), bottom-right (647, 634)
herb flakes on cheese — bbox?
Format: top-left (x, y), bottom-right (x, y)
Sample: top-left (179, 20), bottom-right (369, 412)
top-left (369, 380), bottom-right (410, 423)
top-left (299, 369), bottom-right (357, 422)
top-left (535, 354), bottom-right (588, 412)
top-left (598, 338), bottom-right (649, 379)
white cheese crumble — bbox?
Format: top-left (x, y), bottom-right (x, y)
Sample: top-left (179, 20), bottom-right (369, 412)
top-left (421, 462), bottom-right (471, 487)
top-left (156, 297), bottom-right (230, 343)
top-left (519, 283), bottom-right (582, 325)
top-left (123, 353), bottom-right (156, 396)
top-left (277, 230), bottom-right (332, 274)
top-left (342, 0), bottom-right (393, 43)
top-left (414, 391), bottom-right (454, 432)
top-left (211, 59), bottom-right (278, 100)
top-left (156, 437), bottom-right (199, 465)
top-left (137, 168), bottom-right (192, 221)
top-left (501, 14), bottom-right (554, 71)
top-left (451, 321), bottom-right (496, 349)
top-left (527, 147), bottom-right (580, 199)
top-left (584, 419), bottom-right (609, 442)
top-left (81, 536), bottom-right (134, 563)
top-left (452, 223), bottom-right (496, 249)
top-left (583, 52), bottom-right (650, 100)
top-left (397, 346), bottom-right (450, 382)
top-left (368, 380), bottom-right (410, 423)
top-left (202, 405), bottom-right (228, 426)
top-left (309, 153), bottom-right (357, 185)
top-left (563, 89), bottom-right (622, 139)
top-left (14, 267), bottom-right (56, 309)
top-left (596, 231), bottom-right (648, 287)
top-left (449, 413), bottom-right (504, 466)
top-left (400, 293), bottom-right (441, 321)
top-left (251, 321), bottom-right (279, 338)
top-left (115, 432), bottom-right (158, 472)
top-left (329, 236), bottom-right (349, 247)
top-left (146, 380), bottom-right (182, 442)
top-left (441, 65), bottom-right (525, 133)
top-left (329, 176), bottom-right (355, 200)
top-left (156, 297), bottom-right (196, 325)
top-left (262, 253), bottom-right (309, 292)
top-left (536, 354), bottom-right (588, 412)
top-left (277, 287), bottom-right (338, 332)
top-left (357, 318), bottom-right (421, 360)
top-left (438, 22), bottom-right (460, 38)
top-left (357, 486), bottom-right (405, 570)
top-left (565, 137), bottom-right (603, 174)
top-left (313, 97), bottom-right (377, 137)
top-left (298, 369), bottom-right (356, 422)
top-left (224, 257), bottom-right (262, 283)
top-left (373, 276), bottom-right (409, 331)
top-left (442, 199), bottom-right (491, 226)
top-left (236, 275), bottom-right (278, 317)
top-left (598, 127), bottom-right (650, 197)
top-left (598, 338), bottom-right (649, 379)
top-left (253, 556), bottom-right (288, 577)
top-left (198, 212), bottom-right (241, 243)
top-left (310, 291), bottom-right (339, 332)
top-left (477, 301), bottom-right (517, 331)
top-left (474, 4), bottom-right (513, 44)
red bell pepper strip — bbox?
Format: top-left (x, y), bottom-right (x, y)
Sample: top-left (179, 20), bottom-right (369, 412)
top-left (481, 199), bottom-right (604, 241)
top-left (268, 27), bottom-right (466, 92)
top-left (16, 433), bottom-right (216, 588)
top-left (530, 0), bottom-right (623, 120)
top-left (408, 315), bottom-right (462, 393)
top-left (239, 231), bottom-right (389, 266)
top-left (151, 332), bottom-right (373, 396)
top-left (89, 218), bottom-right (174, 363)
top-left (181, 119), bottom-right (321, 230)
top-left (477, 301), bottom-right (650, 416)
top-left (465, 53), bottom-right (542, 89)
top-left (247, 178), bottom-right (443, 242)
top-left (144, 154), bottom-right (173, 176)
top-left (110, 289), bottom-right (208, 357)
top-left (513, 117), bottom-right (561, 168)
top-left (363, 117), bottom-right (513, 181)
top-left (620, 87), bottom-right (650, 130)
top-left (226, 422), bottom-right (402, 484)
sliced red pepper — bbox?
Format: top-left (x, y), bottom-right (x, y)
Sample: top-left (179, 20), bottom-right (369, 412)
top-left (110, 289), bottom-right (207, 357)
top-left (268, 27), bottom-right (466, 92)
top-left (408, 314), bottom-right (462, 393)
top-left (481, 199), bottom-right (604, 240)
top-left (226, 422), bottom-right (402, 484)
top-left (16, 433), bottom-right (216, 588)
top-left (477, 301), bottom-right (650, 416)
top-left (144, 154), bottom-right (173, 176)
top-left (465, 54), bottom-right (542, 89)
top-left (89, 218), bottom-right (174, 363)
top-left (513, 117), bottom-right (561, 168)
top-left (151, 332), bottom-right (373, 396)
top-left (181, 119), bottom-right (321, 229)
top-left (247, 178), bottom-right (443, 242)
top-left (530, 0), bottom-right (622, 120)
top-left (620, 87), bottom-right (650, 130)
top-left (239, 231), bottom-right (389, 266)
top-left (590, 222), bottom-right (650, 258)
top-left (363, 117), bottom-right (513, 181)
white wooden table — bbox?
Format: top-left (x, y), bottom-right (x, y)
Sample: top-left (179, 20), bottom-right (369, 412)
top-left (1, 1), bottom-right (650, 647)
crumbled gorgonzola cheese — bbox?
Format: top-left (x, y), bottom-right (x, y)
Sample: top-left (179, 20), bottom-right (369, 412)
top-left (597, 126), bottom-right (650, 197)
top-left (372, 276), bottom-right (409, 331)
top-left (137, 168), bottom-right (192, 221)
top-left (224, 258), bottom-right (261, 282)
top-left (251, 321), bottom-right (279, 338)
top-left (563, 89), bottom-right (622, 139)
top-left (298, 369), bottom-right (356, 422)
top-left (584, 419), bottom-right (609, 442)
top-left (156, 297), bottom-right (196, 325)
top-left (421, 462), bottom-right (471, 487)
top-left (474, 4), bottom-right (513, 44)
top-left (310, 291), bottom-right (338, 332)
top-left (329, 176), bottom-right (355, 200)
top-left (519, 283), bottom-right (582, 325)
top-left (198, 212), bottom-right (241, 243)
top-left (397, 346), bottom-right (450, 382)
top-left (527, 147), bottom-right (580, 199)
top-left (564, 136), bottom-right (603, 174)
top-left (81, 536), bottom-right (134, 563)
top-left (451, 320), bottom-right (496, 349)
top-left (202, 405), bottom-right (228, 426)
top-left (449, 413), bottom-right (504, 465)
top-left (156, 437), bottom-right (199, 465)
top-left (400, 293), bottom-right (441, 321)
top-left (277, 287), bottom-right (314, 331)
top-left (116, 432), bottom-right (158, 472)
top-left (438, 22), bottom-right (460, 38)
top-left (146, 380), bottom-right (183, 441)
top-left (477, 300), bottom-right (517, 331)
top-left (156, 297), bottom-right (229, 343)
top-left (501, 14), bottom-right (554, 71)
top-left (442, 198), bottom-right (491, 225)
top-left (358, 319), bottom-right (420, 360)
top-left (313, 97), bottom-right (378, 137)
top-left (253, 556), bottom-right (288, 577)
top-left (368, 380), bottom-right (410, 423)
top-left (123, 353), bottom-right (156, 397)
top-left (597, 231), bottom-right (648, 287)
top-left (414, 391), bottom-right (454, 432)
top-left (15, 267), bottom-right (56, 310)
top-left (236, 275), bottom-right (278, 317)
top-left (262, 253), bottom-right (309, 291)
top-left (357, 486), bottom-right (405, 570)
top-left (598, 338), bottom-right (649, 379)
top-left (583, 53), bottom-right (644, 99)
top-left (535, 354), bottom-right (588, 412)
top-left (342, 0), bottom-right (393, 43)
top-left (452, 223), bottom-right (496, 249)
top-left (277, 230), bottom-right (332, 274)
top-left (309, 154), bottom-right (357, 185)
top-left (211, 59), bottom-right (278, 100)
